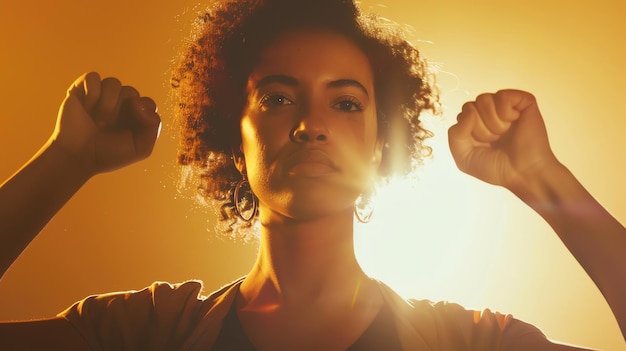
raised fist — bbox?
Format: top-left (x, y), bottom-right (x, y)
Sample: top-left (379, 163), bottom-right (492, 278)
top-left (448, 90), bottom-right (559, 190)
top-left (51, 72), bottom-right (161, 176)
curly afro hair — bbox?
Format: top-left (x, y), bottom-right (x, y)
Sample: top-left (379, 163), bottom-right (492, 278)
top-left (172, 0), bottom-right (439, 238)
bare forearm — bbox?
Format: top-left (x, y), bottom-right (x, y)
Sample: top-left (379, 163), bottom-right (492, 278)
top-left (0, 141), bottom-right (90, 277)
top-left (511, 162), bottom-right (626, 337)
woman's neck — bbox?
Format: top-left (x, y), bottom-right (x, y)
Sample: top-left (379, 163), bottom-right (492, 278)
top-left (239, 206), bottom-right (370, 311)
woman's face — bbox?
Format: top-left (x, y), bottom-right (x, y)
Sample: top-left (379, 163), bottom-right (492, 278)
top-left (239, 29), bottom-right (382, 221)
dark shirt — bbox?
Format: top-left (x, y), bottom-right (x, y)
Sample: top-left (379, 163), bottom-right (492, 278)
top-left (212, 299), bottom-right (402, 350)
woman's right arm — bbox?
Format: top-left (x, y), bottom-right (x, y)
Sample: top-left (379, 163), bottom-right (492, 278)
top-left (0, 138), bottom-right (92, 277)
top-left (0, 72), bottom-right (160, 348)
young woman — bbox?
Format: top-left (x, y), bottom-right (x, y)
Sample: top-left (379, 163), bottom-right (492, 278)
top-left (1, 0), bottom-right (624, 349)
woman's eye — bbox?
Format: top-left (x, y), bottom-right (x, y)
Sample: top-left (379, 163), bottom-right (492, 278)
top-left (260, 94), bottom-right (293, 107)
top-left (333, 99), bottom-right (363, 112)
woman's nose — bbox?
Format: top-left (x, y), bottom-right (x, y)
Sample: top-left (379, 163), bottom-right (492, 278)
top-left (290, 113), bottom-right (329, 143)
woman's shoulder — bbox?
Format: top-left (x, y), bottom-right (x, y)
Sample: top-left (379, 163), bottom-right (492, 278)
top-left (56, 278), bottom-right (243, 350)
top-left (375, 280), bottom-right (549, 350)
top-left (59, 278), bottom-right (244, 315)
top-left (58, 280), bottom-right (204, 317)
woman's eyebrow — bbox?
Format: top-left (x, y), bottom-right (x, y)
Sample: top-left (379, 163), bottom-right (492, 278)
top-left (255, 74), bottom-right (299, 90)
top-left (327, 79), bottom-right (369, 97)
top-left (253, 76), bottom-right (369, 97)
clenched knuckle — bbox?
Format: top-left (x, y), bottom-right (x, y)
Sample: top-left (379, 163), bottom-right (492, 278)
top-left (475, 93), bottom-right (493, 104)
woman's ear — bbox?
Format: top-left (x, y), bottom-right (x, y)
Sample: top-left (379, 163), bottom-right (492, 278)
top-left (233, 147), bottom-right (246, 174)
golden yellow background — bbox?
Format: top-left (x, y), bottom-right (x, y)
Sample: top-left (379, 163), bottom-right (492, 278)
top-left (0, 1), bottom-right (624, 349)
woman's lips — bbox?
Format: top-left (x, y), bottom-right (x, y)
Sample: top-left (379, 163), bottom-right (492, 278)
top-left (284, 149), bottom-right (338, 177)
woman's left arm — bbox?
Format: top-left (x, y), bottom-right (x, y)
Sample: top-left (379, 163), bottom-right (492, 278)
top-left (448, 90), bottom-right (626, 340)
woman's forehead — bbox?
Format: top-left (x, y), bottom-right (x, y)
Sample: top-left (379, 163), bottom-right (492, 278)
top-left (247, 28), bottom-right (374, 89)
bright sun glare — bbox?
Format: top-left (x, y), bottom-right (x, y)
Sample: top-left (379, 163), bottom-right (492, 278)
top-left (353, 123), bottom-right (514, 305)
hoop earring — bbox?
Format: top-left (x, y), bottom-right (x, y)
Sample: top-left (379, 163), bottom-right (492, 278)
top-left (354, 192), bottom-right (375, 224)
top-left (354, 205), bottom-right (374, 224)
top-left (233, 178), bottom-right (258, 222)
